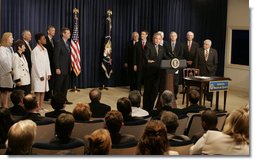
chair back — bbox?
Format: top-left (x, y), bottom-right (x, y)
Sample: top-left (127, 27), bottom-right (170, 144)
top-left (183, 68), bottom-right (200, 78)
top-left (170, 143), bottom-right (193, 155)
top-left (175, 115), bottom-right (189, 135)
top-left (216, 112), bottom-right (228, 131)
top-left (32, 146), bottom-right (84, 155)
top-left (109, 146), bottom-right (136, 155)
top-left (72, 119), bottom-right (104, 139)
top-left (121, 123), bottom-right (147, 141)
top-left (185, 113), bottom-right (204, 138)
top-left (34, 123), bottom-right (55, 142)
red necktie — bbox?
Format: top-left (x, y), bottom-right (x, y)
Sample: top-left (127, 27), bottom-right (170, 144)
top-left (188, 41), bottom-right (191, 52)
top-left (142, 42), bottom-right (145, 49)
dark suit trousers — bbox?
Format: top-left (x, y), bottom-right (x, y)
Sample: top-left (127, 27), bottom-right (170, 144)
top-left (54, 74), bottom-right (69, 99)
top-left (174, 73), bottom-right (179, 97)
top-left (132, 71), bottom-right (142, 92)
top-left (143, 71), bottom-right (160, 112)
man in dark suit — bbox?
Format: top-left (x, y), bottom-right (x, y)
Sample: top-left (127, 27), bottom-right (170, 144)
top-left (8, 90), bottom-right (27, 116)
top-left (182, 31), bottom-right (199, 68)
top-left (167, 31), bottom-right (183, 99)
top-left (197, 39), bottom-right (218, 101)
top-left (44, 25), bottom-right (56, 101)
top-left (22, 30), bottom-right (33, 73)
top-left (89, 88), bottom-right (111, 118)
top-left (197, 39), bottom-right (218, 76)
top-left (124, 32), bottom-right (139, 91)
top-left (157, 31), bottom-right (170, 48)
top-left (142, 33), bottom-right (168, 112)
top-left (133, 30), bottom-right (151, 93)
top-left (54, 27), bottom-right (72, 104)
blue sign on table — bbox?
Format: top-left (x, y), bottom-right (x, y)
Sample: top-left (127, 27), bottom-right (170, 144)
top-left (209, 81), bottom-right (229, 92)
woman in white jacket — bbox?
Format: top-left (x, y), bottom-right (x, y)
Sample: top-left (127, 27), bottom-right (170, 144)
top-left (190, 108), bottom-right (249, 155)
top-left (13, 40), bottom-right (31, 95)
top-left (31, 33), bottom-right (51, 111)
top-left (0, 32), bottom-right (14, 108)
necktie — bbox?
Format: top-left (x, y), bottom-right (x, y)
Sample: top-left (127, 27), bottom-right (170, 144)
top-left (155, 45), bottom-right (159, 55)
top-left (66, 41), bottom-right (70, 53)
top-left (142, 41), bottom-right (145, 49)
top-left (205, 49), bottom-right (209, 61)
top-left (188, 41), bottom-right (191, 52)
top-left (172, 42), bottom-right (175, 52)
top-left (50, 38), bottom-right (54, 47)
top-left (27, 43), bottom-right (32, 51)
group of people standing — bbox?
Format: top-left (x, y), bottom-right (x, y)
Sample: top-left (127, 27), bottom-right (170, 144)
top-left (0, 26), bottom-right (73, 110)
top-left (124, 30), bottom-right (218, 112)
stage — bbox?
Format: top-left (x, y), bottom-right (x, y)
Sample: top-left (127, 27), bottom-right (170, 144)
top-left (40, 86), bottom-right (249, 116)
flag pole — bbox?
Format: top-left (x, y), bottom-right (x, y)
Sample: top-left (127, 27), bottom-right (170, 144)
top-left (70, 8), bottom-right (81, 93)
top-left (100, 9), bottom-right (113, 90)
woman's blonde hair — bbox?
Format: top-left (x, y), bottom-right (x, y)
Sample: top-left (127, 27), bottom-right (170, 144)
top-left (85, 129), bottom-right (112, 155)
top-left (72, 103), bottom-right (92, 121)
top-left (0, 32), bottom-right (13, 47)
top-left (6, 119), bottom-right (37, 154)
top-left (223, 108), bottom-right (249, 143)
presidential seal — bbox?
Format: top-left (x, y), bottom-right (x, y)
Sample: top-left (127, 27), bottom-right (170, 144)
top-left (171, 58), bottom-right (180, 69)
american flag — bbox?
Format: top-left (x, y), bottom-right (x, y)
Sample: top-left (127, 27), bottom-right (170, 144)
top-left (71, 8), bottom-right (81, 76)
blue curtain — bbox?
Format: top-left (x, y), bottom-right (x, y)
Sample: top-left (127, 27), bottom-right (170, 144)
top-left (0, 0), bottom-right (227, 88)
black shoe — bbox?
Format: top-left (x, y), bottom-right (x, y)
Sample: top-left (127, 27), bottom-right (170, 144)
top-left (66, 101), bottom-right (73, 105)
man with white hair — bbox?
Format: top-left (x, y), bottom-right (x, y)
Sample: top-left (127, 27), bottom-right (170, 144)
top-left (157, 31), bottom-right (169, 47)
top-left (182, 31), bottom-right (199, 68)
top-left (22, 30), bottom-right (33, 73)
top-left (197, 39), bottom-right (218, 76)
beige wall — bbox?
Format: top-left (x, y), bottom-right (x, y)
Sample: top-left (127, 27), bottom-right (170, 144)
top-left (224, 0), bottom-right (249, 92)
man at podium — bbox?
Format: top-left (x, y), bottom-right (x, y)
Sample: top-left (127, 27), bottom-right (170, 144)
top-left (142, 33), bottom-right (170, 112)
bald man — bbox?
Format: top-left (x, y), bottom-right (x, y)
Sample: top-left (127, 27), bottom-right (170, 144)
top-left (197, 39), bottom-right (218, 76)
top-left (182, 31), bottom-right (199, 68)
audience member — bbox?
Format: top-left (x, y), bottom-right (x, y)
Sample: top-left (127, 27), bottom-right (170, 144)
top-left (136, 120), bottom-right (178, 155)
top-left (9, 90), bottom-right (27, 116)
top-left (128, 90), bottom-right (149, 118)
top-left (117, 97), bottom-right (147, 125)
top-left (84, 129), bottom-right (112, 155)
top-left (13, 40), bottom-right (31, 95)
top-left (33, 113), bottom-right (83, 150)
top-left (0, 107), bottom-right (14, 145)
top-left (72, 103), bottom-right (92, 122)
top-left (45, 92), bottom-right (71, 118)
top-left (161, 111), bottom-right (191, 145)
top-left (105, 110), bottom-right (137, 148)
top-left (190, 108), bottom-right (249, 155)
top-left (191, 110), bottom-right (218, 143)
top-left (183, 89), bottom-right (207, 114)
top-left (23, 94), bottom-right (54, 125)
top-left (89, 88), bottom-right (111, 118)
top-left (5, 119), bottom-right (36, 155)
top-left (151, 90), bottom-right (185, 119)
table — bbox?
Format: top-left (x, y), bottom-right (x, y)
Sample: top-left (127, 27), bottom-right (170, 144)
top-left (184, 76), bottom-right (231, 111)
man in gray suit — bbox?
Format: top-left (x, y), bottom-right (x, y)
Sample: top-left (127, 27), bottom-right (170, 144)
top-left (197, 39), bottom-right (218, 76)
top-left (54, 27), bottom-right (72, 104)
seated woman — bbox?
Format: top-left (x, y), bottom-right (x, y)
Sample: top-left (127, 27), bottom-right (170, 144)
top-left (5, 120), bottom-right (37, 155)
top-left (84, 129), bottom-right (112, 155)
top-left (190, 108), bottom-right (249, 155)
top-left (33, 113), bottom-right (84, 150)
top-left (105, 110), bottom-right (137, 148)
top-left (45, 92), bottom-right (71, 118)
top-left (136, 120), bottom-right (178, 155)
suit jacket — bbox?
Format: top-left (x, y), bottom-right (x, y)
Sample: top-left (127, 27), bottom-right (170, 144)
top-left (44, 36), bottom-right (56, 73)
top-left (12, 52), bottom-right (30, 85)
top-left (124, 41), bottom-right (136, 71)
top-left (133, 41), bottom-right (152, 71)
top-left (143, 43), bottom-right (169, 77)
top-left (54, 38), bottom-right (71, 75)
top-left (182, 41), bottom-right (199, 68)
top-left (183, 104), bottom-right (207, 114)
top-left (110, 133), bottom-right (138, 149)
top-left (197, 48), bottom-right (218, 76)
top-left (89, 101), bottom-right (111, 118)
top-left (22, 40), bottom-right (32, 73)
top-left (190, 130), bottom-right (249, 155)
top-left (26, 112), bottom-right (54, 125)
top-left (166, 41), bottom-right (183, 59)
top-left (8, 105), bottom-right (27, 116)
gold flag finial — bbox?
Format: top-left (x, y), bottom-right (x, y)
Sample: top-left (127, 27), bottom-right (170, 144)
top-left (107, 10), bottom-right (112, 16)
top-left (73, 8), bottom-right (79, 14)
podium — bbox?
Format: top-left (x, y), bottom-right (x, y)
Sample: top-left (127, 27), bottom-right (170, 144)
top-left (158, 58), bottom-right (187, 108)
